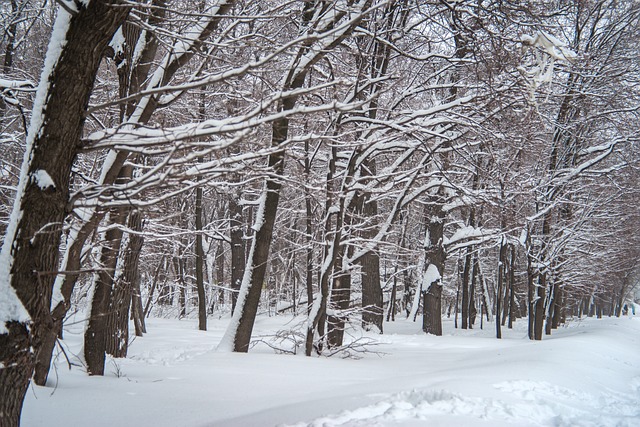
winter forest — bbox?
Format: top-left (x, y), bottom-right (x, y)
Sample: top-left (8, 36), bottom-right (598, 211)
top-left (1, 1), bottom-right (639, 426)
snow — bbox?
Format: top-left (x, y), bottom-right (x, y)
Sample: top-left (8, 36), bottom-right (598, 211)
top-left (22, 314), bottom-right (639, 427)
top-left (521, 31), bottom-right (576, 62)
top-left (423, 263), bottom-right (441, 289)
top-left (109, 26), bottom-right (125, 58)
top-left (0, 78), bottom-right (36, 90)
top-left (32, 169), bottom-right (56, 190)
top-left (447, 225), bottom-right (483, 245)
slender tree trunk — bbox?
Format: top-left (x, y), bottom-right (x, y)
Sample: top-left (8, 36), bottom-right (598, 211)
top-left (387, 269), bottom-right (397, 322)
top-left (305, 145), bottom-right (349, 355)
top-left (461, 249), bottom-right (471, 329)
top-left (496, 237), bottom-right (506, 339)
top-left (2, 0), bottom-right (17, 73)
top-left (143, 256), bottom-right (164, 318)
top-left (469, 255), bottom-right (478, 327)
top-left (215, 239), bottom-right (225, 309)
top-left (195, 185), bottom-right (207, 331)
top-left (507, 244), bottom-right (516, 329)
top-left (229, 193), bottom-right (245, 314)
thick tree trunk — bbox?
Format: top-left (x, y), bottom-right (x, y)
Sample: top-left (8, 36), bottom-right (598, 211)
top-left (360, 161), bottom-right (383, 333)
top-left (422, 202), bottom-right (446, 336)
top-left (0, 3), bottom-right (130, 422)
top-left (423, 285), bottom-right (443, 336)
top-left (0, 322), bottom-right (32, 427)
top-left (533, 273), bottom-right (547, 340)
top-left (327, 269), bottom-right (351, 348)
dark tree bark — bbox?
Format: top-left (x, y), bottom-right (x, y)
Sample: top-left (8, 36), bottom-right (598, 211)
top-left (496, 237), bottom-right (507, 339)
top-left (35, 2), bottom-right (166, 384)
top-left (360, 160), bottom-right (383, 333)
top-left (195, 184), bottom-right (207, 331)
top-left (229, 192), bottom-right (245, 314)
top-left (469, 255), bottom-right (478, 327)
top-left (507, 244), bottom-right (516, 329)
top-left (387, 269), bottom-right (397, 322)
top-left (2, 0), bottom-right (17, 73)
top-left (0, 2), bottom-right (130, 422)
top-left (461, 248), bottom-right (472, 329)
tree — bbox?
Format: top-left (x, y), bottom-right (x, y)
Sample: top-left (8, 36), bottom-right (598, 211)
top-left (0, 2), bottom-right (130, 424)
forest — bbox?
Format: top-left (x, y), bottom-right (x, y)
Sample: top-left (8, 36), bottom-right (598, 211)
top-left (1, 1), bottom-right (639, 426)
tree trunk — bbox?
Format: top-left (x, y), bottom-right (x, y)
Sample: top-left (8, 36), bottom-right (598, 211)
top-left (387, 270), bottom-right (397, 322)
top-left (469, 255), bottom-right (478, 327)
top-left (106, 210), bottom-right (144, 357)
top-left (461, 248), bottom-right (472, 329)
top-left (229, 192), bottom-right (245, 314)
top-left (360, 249), bottom-right (383, 332)
top-left (327, 266), bottom-right (351, 348)
top-left (496, 237), bottom-right (506, 339)
top-left (85, 162), bottom-right (132, 375)
top-left (423, 285), bottom-right (443, 336)
top-left (507, 244), bottom-right (516, 329)
top-left (85, 206), bottom-right (127, 375)
top-left (195, 185), bottom-right (207, 331)
top-left (422, 202), bottom-right (446, 336)
top-left (533, 273), bottom-right (547, 340)
top-left (2, 0), bottom-right (17, 73)
top-left (0, 322), bottom-right (32, 427)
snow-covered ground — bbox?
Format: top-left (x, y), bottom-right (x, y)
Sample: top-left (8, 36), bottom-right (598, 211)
top-left (23, 313), bottom-right (640, 427)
